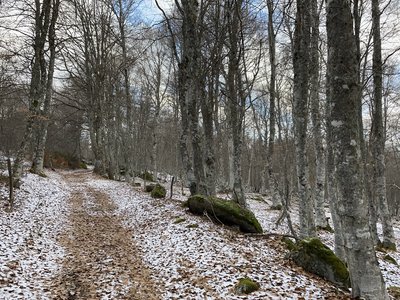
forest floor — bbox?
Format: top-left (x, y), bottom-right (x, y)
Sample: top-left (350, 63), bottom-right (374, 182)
top-left (0, 168), bottom-right (399, 299)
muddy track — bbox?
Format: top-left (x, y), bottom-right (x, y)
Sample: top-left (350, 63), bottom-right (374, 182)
top-left (51, 170), bottom-right (160, 300)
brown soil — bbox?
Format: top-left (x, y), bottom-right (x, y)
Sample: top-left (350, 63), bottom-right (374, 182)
top-left (51, 170), bottom-right (160, 300)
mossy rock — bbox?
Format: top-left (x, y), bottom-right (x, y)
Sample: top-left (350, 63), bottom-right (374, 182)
top-left (234, 277), bottom-right (260, 294)
top-left (186, 223), bottom-right (199, 229)
top-left (140, 171), bottom-right (154, 182)
top-left (378, 240), bottom-right (397, 252)
top-left (187, 195), bottom-right (263, 233)
top-left (388, 286), bottom-right (400, 299)
top-left (384, 254), bottom-right (398, 265)
top-left (282, 237), bottom-right (296, 251)
top-left (174, 217), bottom-right (186, 224)
top-left (151, 184), bottom-right (166, 198)
top-left (270, 204), bottom-right (282, 210)
top-left (145, 184), bottom-right (155, 193)
top-left (290, 238), bottom-right (350, 288)
top-left (80, 162), bottom-right (88, 169)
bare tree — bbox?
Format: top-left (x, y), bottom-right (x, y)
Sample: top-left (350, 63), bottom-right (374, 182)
top-left (111, 0), bottom-right (137, 181)
top-left (371, 0), bottom-right (396, 250)
top-left (266, 0), bottom-right (278, 206)
top-left (13, 0), bottom-right (61, 181)
top-left (31, 0), bottom-right (61, 175)
top-left (293, 0), bottom-right (315, 237)
top-left (309, 0), bottom-right (327, 229)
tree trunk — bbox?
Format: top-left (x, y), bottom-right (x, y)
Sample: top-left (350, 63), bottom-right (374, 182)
top-left (32, 0), bottom-right (60, 175)
top-left (117, 0), bottom-right (134, 182)
top-left (293, 0), bottom-right (315, 238)
top-left (326, 0), bottom-right (389, 297)
top-left (267, 0), bottom-right (279, 207)
top-left (226, 0), bottom-right (246, 207)
top-left (371, 0), bottom-right (396, 250)
top-left (202, 78), bottom-right (217, 196)
top-left (13, 0), bottom-right (53, 182)
top-left (353, 0), bottom-right (380, 244)
top-left (309, 0), bottom-right (327, 229)
top-left (325, 68), bottom-right (346, 260)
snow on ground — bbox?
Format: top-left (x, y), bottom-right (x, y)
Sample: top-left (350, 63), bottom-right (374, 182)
top-left (0, 171), bottom-right (70, 299)
top-left (1, 169), bottom-right (399, 299)
top-left (88, 178), bottom-right (350, 299)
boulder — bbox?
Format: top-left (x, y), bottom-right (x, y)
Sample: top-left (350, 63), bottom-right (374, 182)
top-left (187, 195), bottom-right (262, 233)
top-left (290, 238), bottom-right (350, 288)
top-left (145, 184), bottom-right (155, 192)
top-left (140, 171), bottom-right (154, 182)
top-left (384, 254), bottom-right (398, 265)
top-left (234, 277), bottom-right (260, 294)
top-left (151, 184), bottom-right (166, 198)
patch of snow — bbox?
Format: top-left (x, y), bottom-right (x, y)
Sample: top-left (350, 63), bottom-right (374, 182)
top-left (0, 171), bottom-right (70, 299)
top-left (87, 178), bottom-right (349, 299)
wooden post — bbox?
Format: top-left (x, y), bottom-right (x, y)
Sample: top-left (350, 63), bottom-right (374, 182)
top-left (7, 158), bottom-right (13, 209)
top-left (170, 176), bottom-right (175, 199)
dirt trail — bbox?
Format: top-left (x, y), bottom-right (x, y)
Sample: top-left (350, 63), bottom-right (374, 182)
top-left (51, 170), bottom-right (160, 300)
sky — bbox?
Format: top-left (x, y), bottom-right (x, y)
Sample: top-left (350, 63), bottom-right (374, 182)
top-left (138, 0), bottom-right (174, 25)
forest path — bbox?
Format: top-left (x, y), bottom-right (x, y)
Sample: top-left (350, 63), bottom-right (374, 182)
top-left (51, 170), bottom-right (160, 300)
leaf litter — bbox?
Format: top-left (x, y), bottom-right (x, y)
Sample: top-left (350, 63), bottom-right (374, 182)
top-left (0, 169), bottom-right (399, 299)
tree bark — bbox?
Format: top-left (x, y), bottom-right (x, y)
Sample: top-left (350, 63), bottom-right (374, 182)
top-left (179, 0), bottom-right (206, 195)
top-left (293, 0), bottom-right (315, 238)
top-left (326, 0), bottom-right (389, 297)
top-left (371, 0), bottom-right (396, 250)
top-left (266, 0), bottom-right (279, 207)
top-left (309, 0), bottom-right (327, 229)
top-left (326, 67), bottom-right (346, 260)
top-left (32, 0), bottom-right (60, 175)
top-left (226, 0), bottom-right (246, 207)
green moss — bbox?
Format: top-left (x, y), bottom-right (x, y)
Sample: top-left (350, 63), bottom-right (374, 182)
top-left (381, 241), bottom-right (397, 251)
top-left (186, 223), bottom-right (199, 228)
top-left (140, 171), bottom-right (154, 182)
top-left (282, 237), bottom-right (297, 251)
top-left (187, 195), bottom-right (263, 233)
top-left (151, 184), bottom-right (166, 198)
top-left (270, 204), bottom-right (282, 210)
top-left (145, 184), bottom-right (155, 193)
top-left (252, 196), bottom-right (264, 202)
top-left (174, 217), bottom-right (186, 224)
top-left (316, 225), bottom-right (334, 233)
top-left (80, 162), bottom-right (88, 169)
top-left (234, 277), bottom-right (260, 294)
top-left (212, 196), bottom-right (262, 233)
top-left (388, 286), bottom-right (400, 299)
top-left (292, 238), bottom-right (350, 288)
top-left (384, 254), bottom-right (398, 265)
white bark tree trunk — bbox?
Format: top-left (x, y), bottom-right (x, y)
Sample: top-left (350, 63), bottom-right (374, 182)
top-left (32, 0), bottom-right (60, 175)
top-left (226, 0), bottom-right (246, 207)
top-left (326, 70), bottom-right (346, 260)
top-left (309, 0), bottom-right (327, 229)
top-left (293, 0), bottom-right (315, 238)
top-left (267, 0), bottom-right (280, 207)
top-left (371, 0), bottom-right (396, 250)
top-left (327, 0), bottom-right (389, 297)
top-left (13, 0), bottom-right (55, 181)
